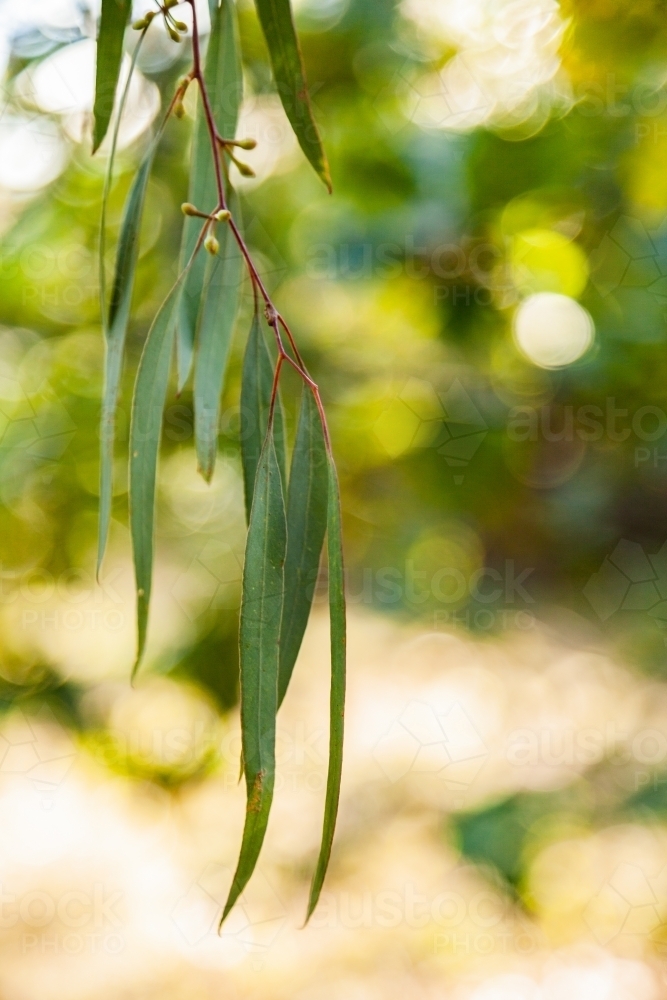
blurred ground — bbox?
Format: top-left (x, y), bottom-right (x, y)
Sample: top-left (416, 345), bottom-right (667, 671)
top-left (2, 610), bottom-right (667, 999)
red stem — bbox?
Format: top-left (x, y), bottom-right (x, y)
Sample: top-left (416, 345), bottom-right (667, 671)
top-left (183, 0), bottom-right (332, 451)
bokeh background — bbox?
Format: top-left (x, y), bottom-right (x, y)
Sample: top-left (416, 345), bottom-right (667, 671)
top-left (2, 0), bottom-right (667, 996)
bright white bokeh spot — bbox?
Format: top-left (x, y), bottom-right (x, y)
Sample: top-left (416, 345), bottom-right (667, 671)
top-left (513, 292), bottom-right (594, 368)
top-left (0, 115), bottom-right (67, 191)
top-left (402, 0), bottom-right (568, 133)
top-left (21, 38), bottom-right (160, 148)
top-left (229, 95), bottom-right (300, 189)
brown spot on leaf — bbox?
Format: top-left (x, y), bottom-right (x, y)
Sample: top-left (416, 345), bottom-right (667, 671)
top-left (248, 770), bottom-right (266, 812)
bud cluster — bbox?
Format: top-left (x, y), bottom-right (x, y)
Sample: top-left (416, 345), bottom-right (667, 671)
top-left (133, 0), bottom-right (187, 41)
top-left (180, 204), bottom-right (232, 255)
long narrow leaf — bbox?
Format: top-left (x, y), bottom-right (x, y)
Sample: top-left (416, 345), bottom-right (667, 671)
top-left (220, 431), bottom-right (286, 924)
top-left (254, 0), bottom-right (331, 191)
top-left (278, 388), bottom-right (328, 706)
top-left (177, 0), bottom-right (243, 389)
top-left (98, 48), bottom-right (159, 573)
top-left (93, 0), bottom-right (131, 153)
top-left (128, 259), bottom-right (198, 678)
top-left (194, 198), bottom-right (244, 482)
top-left (240, 315), bottom-right (286, 522)
top-left (306, 454), bottom-right (346, 921)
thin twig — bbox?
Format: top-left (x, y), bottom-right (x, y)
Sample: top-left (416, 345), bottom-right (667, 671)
top-left (183, 0), bottom-right (332, 451)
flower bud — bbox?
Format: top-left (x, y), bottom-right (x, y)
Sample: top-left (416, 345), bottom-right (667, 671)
top-left (205, 234), bottom-right (220, 255)
top-left (214, 209), bottom-right (231, 222)
top-left (172, 20), bottom-right (187, 31)
top-left (234, 160), bottom-right (255, 178)
top-left (164, 0), bottom-right (179, 7)
top-left (235, 138), bottom-right (257, 150)
top-left (168, 26), bottom-right (181, 41)
top-left (181, 202), bottom-right (198, 216)
top-left (132, 17), bottom-right (147, 29)
top-left (174, 101), bottom-right (185, 119)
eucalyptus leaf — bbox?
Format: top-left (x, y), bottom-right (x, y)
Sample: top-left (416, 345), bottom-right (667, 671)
top-left (97, 32), bottom-right (150, 573)
top-left (278, 388), bottom-right (328, 706)
top-left (240, 315), bottom-right (286, 522)
top-left (93, 0), bottom-right (131, 153)
top-left (177, 0), bottom-right (243, 389)
top-left (254, 0), bottom-right (331, 191)
top-left (128, 257), bottom-right (199, 678)
top-left (220, 430), bottom-right (286, 924)
top-left (194, 197), bottom-right (244, 483)
top-left (306, 454), bottom-right (346, 921)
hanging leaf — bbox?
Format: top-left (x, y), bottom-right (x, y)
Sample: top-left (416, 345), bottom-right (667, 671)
top-left (220, 430), bottom-right (286, 924)
top-left (194, 197), bottom-right (244, 483)
top-left (278, 388), bottom-right (328, 706)
top-left (98, 137), bottom-right (166, 572)
top-left (240, 314), bottom-right (286, 522)
top-left (306, 454), bottom-right (346, 921)
top-left (97, 32), bottom-right (150, 572)
top-left (128, 260), bottom-right (198, 677)
top-left (254, 0), bottom-right (331, 191)
top-left (93, 0), bottom-right (132, 153)
top-left (177, 0), bottom-right (243, 389)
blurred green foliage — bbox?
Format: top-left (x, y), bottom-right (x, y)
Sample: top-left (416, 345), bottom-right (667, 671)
top-left (2, 0), bottom-right (667, 814)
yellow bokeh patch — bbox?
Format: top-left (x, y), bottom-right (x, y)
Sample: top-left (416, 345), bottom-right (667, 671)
top-left (511, 228), bottom-right (589, 298)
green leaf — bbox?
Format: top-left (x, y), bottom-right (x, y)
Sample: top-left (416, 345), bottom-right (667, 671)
top-left (194, 198), bottom-right (244, 483)
top-left (220, 431), bottom-right (286, 924)
top-left (177, 0), bottom-right (243, 390)
top-left (93, 0), bottom-right (131, 153)
top-left (278, 388), bottom-right (328, 706)
top-left (97, 32), bottom-right (149, 573)
top-left (240, 315), bottom-right (286, 523)
top-left (254, 0), bottom-right (331, 191)
top-left (306, 455), bottom-right (346, 921)
top-left (129, 260), bottom-right (198, 678)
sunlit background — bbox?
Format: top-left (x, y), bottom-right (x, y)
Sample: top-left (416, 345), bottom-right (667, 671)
top-left (3, 0), bottom-right (667, 996)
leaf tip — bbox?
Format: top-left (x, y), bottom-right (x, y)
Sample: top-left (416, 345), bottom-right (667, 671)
top-left (197, 461), bottom-right (213, 485)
